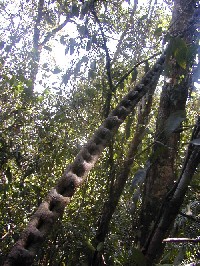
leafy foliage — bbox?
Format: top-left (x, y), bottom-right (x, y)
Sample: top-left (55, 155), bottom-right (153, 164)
top-left (0, 0), bottom-right (199, 265)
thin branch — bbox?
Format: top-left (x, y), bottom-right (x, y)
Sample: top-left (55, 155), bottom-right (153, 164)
top-left (144, 117), bottom-right (200, 262)
top-left (30, 0), bottom-right (44, 94)
top-left (163, 238), bottom-right (200, 243)
top-left (40, 16), bottom-right (73, 47)
top-left (113, 0), bottom-right (138, 63)
top-left (33, 0), bottom-right (44, 52)
top-left (113, 52), bottom-right (162, 92)
top-left (91, 3), bottom-right (113, 92)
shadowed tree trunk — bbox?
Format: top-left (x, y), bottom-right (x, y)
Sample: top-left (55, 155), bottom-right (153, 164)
top-left (143, 117), bottom-right (200, 264)
top-left (139, 0), bottom-right (198, 264)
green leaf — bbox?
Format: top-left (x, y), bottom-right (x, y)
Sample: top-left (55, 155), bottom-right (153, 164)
top-left (140, 14), bottom-right (148, 20)
top-left (44, 46), bottom-right (52, 52)
top-left (86, 40), bottom-right (91, 51)
top-left (132, 169), bottom-right (146, 189)
top-left (84, 239), bottom-right (95, 252)
top-left (173, 246), bottom-right (185, 265)
top-left (165, 37), bottom-right (188, 73)
top-left (131, 68), bottom-right (138, 83)
top-left (42, 63), bottom-right (48, 69)
top-left (81, 56), bottom-right (88, 63)
top-left (88, 69), bottom-right (95, 79)
top-left (71, 4), bottom-right (79, 17)
top-left (69, 38), bottom-right (75, 55)
top-left (154, 27), bottom-right (163, 37)
top-left (173, 37), bottom-right (188, 69)
top-left (131, 247), bottom-right (147, 266)
top-left (53, 67), bottom-right (61, 74)
top-left (90, 60), bottom-right (96, 70)
top-left (120, 81), bottom-right (124, 90)
top-left (91, 35), bottom-right (97, 44)
top-left (60, 36), bottom-right (66, 45)
top-left (190, 138), bottom-right (200, 145)
top-left (164, 110), bottom-right (186, 136)
top-left (0, 40), bottom-right (5, 50)
top-left (78, 25), bottom-right (88, 37)
top-left (96, 242), bottom-right (104, 252)
top-left (174, 50), bottom-right (187, 69)
top-left (81, 1), bottom-right (90, 16)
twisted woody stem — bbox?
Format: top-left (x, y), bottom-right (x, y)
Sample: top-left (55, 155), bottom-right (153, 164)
top-left (4, 54), bottom-right (165, 266)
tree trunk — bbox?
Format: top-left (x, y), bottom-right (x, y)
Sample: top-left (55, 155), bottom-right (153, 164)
top-left (139, 0), bottom-right (198, 264)
top-left (144, 117), bottom-right (200, 264)
top-left (29, 0), bottom-right (44, 95)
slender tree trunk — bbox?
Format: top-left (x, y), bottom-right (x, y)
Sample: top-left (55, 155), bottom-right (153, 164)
top-left (144, 117), bottom-right (200, 264)
top-left (29, 0), bottom-right (44, 96)
top-left (139, 0), bottom-right (198, 264)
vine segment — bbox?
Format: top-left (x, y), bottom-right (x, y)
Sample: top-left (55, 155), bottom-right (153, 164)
top-left (4, 54), bottom-right (165, 266)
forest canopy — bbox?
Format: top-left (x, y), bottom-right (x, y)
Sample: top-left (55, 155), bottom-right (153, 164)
top-left (0, 0), bottom-right (200, 265)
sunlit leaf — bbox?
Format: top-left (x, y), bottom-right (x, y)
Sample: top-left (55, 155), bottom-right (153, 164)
top-left (172, 37), bottom-right (187, 69)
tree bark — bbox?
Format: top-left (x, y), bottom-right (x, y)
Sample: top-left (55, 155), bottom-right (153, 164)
top-left (144, 117), bottom-right (200, 264)
top-left (139, 0), bottom-right (198, 263)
